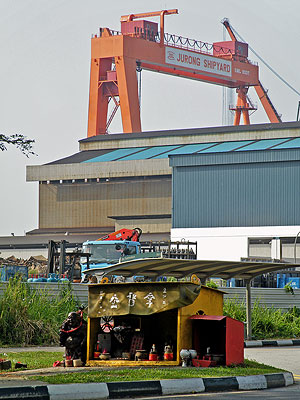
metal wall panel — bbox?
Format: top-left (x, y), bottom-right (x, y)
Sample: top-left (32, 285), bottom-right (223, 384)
top-left (115, 219), bottom-right (171, 234)
top-left (0, 283), bottom-right (89, 305)
top-left (39, 179), bottom-right (171, 229)
top-left (172, 150), bottom-right (300, 228)
top-left (169, 148), bottom-right (300, 167)
top-left (224, 287), bottom-right (300, 310)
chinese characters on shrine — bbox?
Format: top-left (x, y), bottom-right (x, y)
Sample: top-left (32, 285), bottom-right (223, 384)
top-left (144, 292), bottom-right (155, 308)
top-left (162, 287), bottom-right (167, 305)
top-left (110, 294), bottom-right (120, 309)
top-left (96, 287), bottom-right (168, 314)
top-left (127, 292), bottom-right (137, 307)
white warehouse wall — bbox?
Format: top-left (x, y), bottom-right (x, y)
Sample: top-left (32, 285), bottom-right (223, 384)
top-left (171, 226), bottom-right (300, 261)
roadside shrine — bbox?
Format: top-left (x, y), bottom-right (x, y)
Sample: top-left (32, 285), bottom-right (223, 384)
top-left (86, 281), bottom-right (244, 366)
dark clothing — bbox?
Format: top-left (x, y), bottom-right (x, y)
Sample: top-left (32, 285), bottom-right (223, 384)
top-left (59, 312), bottom-right (87, 363)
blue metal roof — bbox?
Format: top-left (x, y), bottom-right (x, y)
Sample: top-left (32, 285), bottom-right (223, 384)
top-left (200, 140), bottom-right (254, 153)
top-left (81, 137), bottom-right (300, 163)
top-left (235, 138), bottom-right (290, 151)
top-left (119, 145), bottom-right (180, 160)
top-left (82, 147), bottom-right (146, 163)
top-left (272, 137), bottom-right (300, 149)
top-left (152, 143), bottom-right (217, 158)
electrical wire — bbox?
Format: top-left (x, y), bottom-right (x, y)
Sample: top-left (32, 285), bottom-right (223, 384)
top-left (229, 24), bottom-right (300, 98)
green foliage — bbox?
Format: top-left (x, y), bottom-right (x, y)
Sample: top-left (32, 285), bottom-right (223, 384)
top-left (0, 276), bottom-right (80, 345)
top-left (224, 297), bottom-right (300, 339)
top-left (0, 133), bottom-right (35, 157)
top-left (205, 280), bottom-right (218, 289)
top-left (223, 296), bottom-right (246, 322)
top-left (28, 269), bottom-right (39, 276)
top-left (284, 281), bottom-right (294, 295)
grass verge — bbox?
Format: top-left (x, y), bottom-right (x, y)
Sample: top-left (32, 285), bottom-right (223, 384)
top-left (0, 351), bottom-right (284, 384)
top-left (0, 351), bottom-right (64, 371)
top-left (27, 360), bottom-right (284, 384)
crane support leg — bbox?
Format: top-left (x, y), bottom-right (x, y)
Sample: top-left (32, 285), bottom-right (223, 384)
top-left (87, 58), bottom-right (112, 136)
top-left (234, 109), bottom-right (241, 126)
top-left (115, 56), bottom-right (141, 133)
top-left (242, 109), bottom-right (250, 125)
top-left (234, 87), bottom-right (250, 126)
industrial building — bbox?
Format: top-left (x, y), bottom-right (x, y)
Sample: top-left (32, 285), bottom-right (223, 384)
top-left (170, 123), bottom-right (300, 264)
top-left (24, 121), bottom-right (300, 264)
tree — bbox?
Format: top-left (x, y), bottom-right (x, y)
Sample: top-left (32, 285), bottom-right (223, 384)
top-left (0, 133), bottom-right (35, 157)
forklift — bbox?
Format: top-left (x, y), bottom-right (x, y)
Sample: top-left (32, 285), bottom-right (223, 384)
top-left (46, 240), bottom-right (90, 282)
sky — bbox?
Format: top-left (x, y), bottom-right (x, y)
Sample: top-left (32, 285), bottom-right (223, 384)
top-left (0, 0), bottom-right (299, 237)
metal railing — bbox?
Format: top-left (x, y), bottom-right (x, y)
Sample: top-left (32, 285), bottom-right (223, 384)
top-left (96, 28), bottom-right (257, 64)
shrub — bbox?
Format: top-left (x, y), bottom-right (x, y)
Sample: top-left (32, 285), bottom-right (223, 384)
top-left (0, 276), bottom-right (80, 345)
top-left (224, 297), bottom-right (300, 339)
top-left (205, 280), bottom-right (218, 289)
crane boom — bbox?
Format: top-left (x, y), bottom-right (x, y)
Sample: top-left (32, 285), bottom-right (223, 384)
top-left (222, 18), bottom-right (237, 41)
top-left (254, 81), bottom-right (282, 123)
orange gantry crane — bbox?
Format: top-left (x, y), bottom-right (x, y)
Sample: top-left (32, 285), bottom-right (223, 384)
top-left (87, 10), bottom-right (280, 136)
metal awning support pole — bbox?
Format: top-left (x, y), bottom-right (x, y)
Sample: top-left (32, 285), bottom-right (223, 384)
top-left (246, 279), bottom-right (252, 340)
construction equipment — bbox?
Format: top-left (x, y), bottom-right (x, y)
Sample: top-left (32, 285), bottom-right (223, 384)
top-left (82, 228), bottom-right (144, 279)
top-left (47, 240), bottom-right (90, 281)
top-left (98, 228), bottom-right (142, 242)
top-left (81, 228), bottom-right (197, 282)
top-left (45, 229), bottom-right (196, 283)
top-left (87, 9), bottom-right (279, 135)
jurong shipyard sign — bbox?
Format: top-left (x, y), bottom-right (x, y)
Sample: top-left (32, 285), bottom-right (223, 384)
top-left (165, 46), bottom-right (232, 77)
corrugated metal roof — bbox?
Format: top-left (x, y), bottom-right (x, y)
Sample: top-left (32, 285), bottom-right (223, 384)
top-left (46, 149), bottom-right (110, 165)
top-left (82, 257), bottom-right (300, 280)
top-left (47, 136), bottom-right (300, 165)
top-left (47, 137), bottom-right (300, 165)
top-left (79, 121), bottom-right (300, 143)
top-left (86, 137), bottom-right (300, 162)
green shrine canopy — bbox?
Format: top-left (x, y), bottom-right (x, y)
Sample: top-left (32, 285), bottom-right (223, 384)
top-left (88, 282), bottom-right (201, 317)
top-left (85, 257), bottom-right (300, 281)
